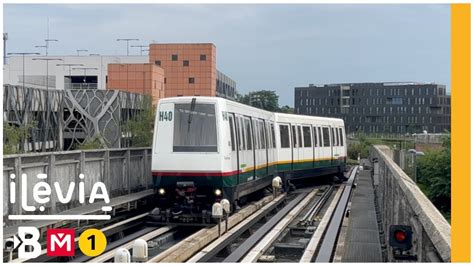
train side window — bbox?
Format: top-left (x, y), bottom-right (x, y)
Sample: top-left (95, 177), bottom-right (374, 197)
top-left (322, 127), bottom-right (330, 147)
top-left (291, 125), bottom-right (297, 148)
top-left (229, 115), bottom-right (236, 151)
top-left (335, 128), bottom-right (339, 146)
top-left (339, 128), bottom-right (344, 146)
top-left (260, 120), bottom-right (265, 149)
top-left (302, 126), bottom-right (312, 148)
top-left (298, 126), bottom-right (303, 148)
top-left (271, 124), bottom-right (276, 148)
top-left (280, 125), bottom-right (290, 148)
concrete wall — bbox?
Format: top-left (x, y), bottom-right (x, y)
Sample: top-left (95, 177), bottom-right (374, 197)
top-left (370, 145), bottom-right (450, 262)
top-left (3, 147), bottom-right (152, 226)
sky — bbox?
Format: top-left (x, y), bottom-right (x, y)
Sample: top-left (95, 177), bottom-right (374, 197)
top-left (4, 4), bottom-right (450, 106)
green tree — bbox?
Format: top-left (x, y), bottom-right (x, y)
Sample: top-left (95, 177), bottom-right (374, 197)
top-left (237, 90), bottom-right (280, 112)
top-left (279, 105), bottom-right (294, 114)
top-left (124, 96), bottom-right (155, 147)
top-left (417, 134), bottom-right (451, 217)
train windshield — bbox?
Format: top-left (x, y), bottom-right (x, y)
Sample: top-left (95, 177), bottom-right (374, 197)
top-left (173, 103), bottom-right (218, 152)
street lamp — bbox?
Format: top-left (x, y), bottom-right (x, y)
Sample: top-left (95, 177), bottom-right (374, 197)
top-left (32, 57), bottom-right (63, 152)
top-left (131, 45), bottom-right (148, 56)
top-left (76, 49), bottom-right (88, 56)
top-left (117, 38), bottom-right (139, 56)
top-left (56, 63), bottom-right (84, 89)
top-left (72, 67), bottom-right (98, 89)
top-left (35, 45), bottom-right (47, 55)
top-left (407, 149), bottom-right (425, 183)
top-left (8, 52), bottom-right (40, 90)
top-left (45, 39), bottom-right (58, 56)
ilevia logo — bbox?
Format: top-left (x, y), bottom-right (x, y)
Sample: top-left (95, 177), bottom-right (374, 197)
top-left (5, 173), bottom-right (111, 259)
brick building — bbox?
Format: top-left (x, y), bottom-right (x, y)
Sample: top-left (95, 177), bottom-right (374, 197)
top-left (107, 43), bottom-right (236, 105)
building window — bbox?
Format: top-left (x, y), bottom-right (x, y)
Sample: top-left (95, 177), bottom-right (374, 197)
top-left (155, 60), bottom-right (161, 66)
top-left (189, 77), bottom-right (195, 84)
top-left (172, 54), bottom-right (178, 61)
top-left (164, 78), bottom-right (166, 84)
top-left (200, 54), bottom-right (206, 61)
top-left (183, 60), bottom-right (189, 67)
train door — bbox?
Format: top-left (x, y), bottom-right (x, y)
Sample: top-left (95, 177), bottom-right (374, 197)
top-left (291, 124), bottom-right (300, 169)
top-left (253, 118), bottom-right (266, 179)
top-left (266, 121), bottom-right (276, 175)
top-left (321, 126), bottom-right (331, 168)
top-left (313, 126), bottom-right (320, 167)
top-left (301, 125), bottom-right (313, 169)
top-left (228, 114), bottom-right (239, 182)
top-left (237, 116), bottom-right (254, 182)
top-left (244, 116), bottom-right (255, 181)
top-left (331, 126), bottom-right (339, 165)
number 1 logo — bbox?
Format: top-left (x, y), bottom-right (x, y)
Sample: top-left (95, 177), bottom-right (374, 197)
top-left (78, 229), bottom-right (107, 257)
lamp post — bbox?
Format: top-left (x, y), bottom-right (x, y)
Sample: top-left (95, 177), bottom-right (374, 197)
top-left (35, 45), bottom-right (47, 56)
top-left (8, 52), bottom-right (40, 90)
top-left (407, 149), bottom-right (425, 183)
top-left (76, 49), bottom-right (88, 56)
top-left (32, 57), bottom-right (63, 152)
top-left (56, 63), bottom-right (84, 89)
top-left (117, 38), bottom-right (139, 56)
top-left (72, 67), bottom-right (98, 89)
top-left (45, 39), bottom-right (58, 56)
top-left (131, 45), bottom-right (148, 56)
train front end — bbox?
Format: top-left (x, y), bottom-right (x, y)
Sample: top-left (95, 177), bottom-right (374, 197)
top-left (150, 97), bottom-right (229, 224)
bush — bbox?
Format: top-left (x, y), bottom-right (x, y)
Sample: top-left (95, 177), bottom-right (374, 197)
top-left (3, 122), bottom-right (36, 154)
top-left (417, 135), bottom-right (451, 216)
top-left (76, 135), bottom-right (106, 150)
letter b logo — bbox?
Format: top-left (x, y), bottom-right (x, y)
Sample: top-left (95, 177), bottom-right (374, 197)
top-left (47, 229), bottom-right (75, 257)
top-left (15, 227), bottom-right (42, 259)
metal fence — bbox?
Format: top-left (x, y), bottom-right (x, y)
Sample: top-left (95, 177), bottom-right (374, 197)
top-left (3, 147), bottom-right (152, 226)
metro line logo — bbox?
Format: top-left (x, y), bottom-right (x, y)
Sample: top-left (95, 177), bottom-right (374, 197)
top-left (47, 229), bottom-right (75, 257)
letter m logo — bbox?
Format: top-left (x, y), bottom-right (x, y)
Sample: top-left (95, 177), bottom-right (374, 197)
top-left (47, 229), bottom-right (75, 257)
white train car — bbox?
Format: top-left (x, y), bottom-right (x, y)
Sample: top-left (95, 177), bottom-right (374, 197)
top-left (151, 96), bottom-right (346, 223)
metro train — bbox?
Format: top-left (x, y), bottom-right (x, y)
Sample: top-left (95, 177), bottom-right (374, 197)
top-left (150, 96), bottom-right (346, 223)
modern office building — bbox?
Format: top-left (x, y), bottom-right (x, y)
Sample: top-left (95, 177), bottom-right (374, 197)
top-left (294, 82), bottom-right (451, 134)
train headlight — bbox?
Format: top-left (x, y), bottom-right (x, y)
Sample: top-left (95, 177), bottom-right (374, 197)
top-left (158, 188), bottom-right (165, 195)
top-left (214, 189), bottom-right (222, 196)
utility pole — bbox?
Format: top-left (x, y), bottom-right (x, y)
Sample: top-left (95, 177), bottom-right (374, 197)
top-left (117, 38), bottom-right (139, 56)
